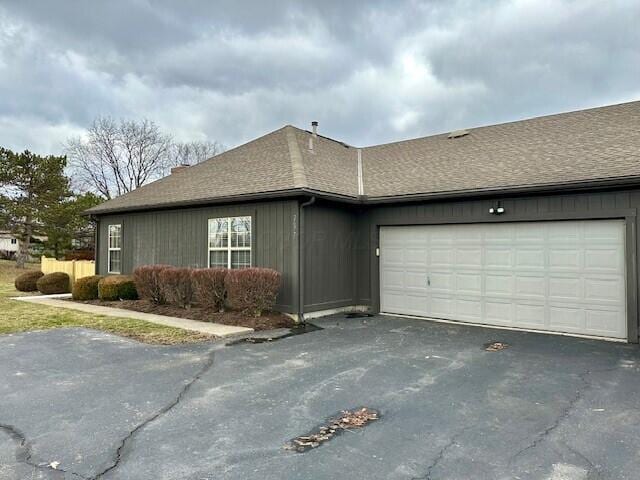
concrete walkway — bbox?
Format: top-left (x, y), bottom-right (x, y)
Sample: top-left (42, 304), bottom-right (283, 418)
top-left (13, 294), bottom-right (253, 337)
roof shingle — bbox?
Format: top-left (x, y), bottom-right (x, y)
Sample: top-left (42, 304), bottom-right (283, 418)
top-left (87, 100), bottom-right (640, 214)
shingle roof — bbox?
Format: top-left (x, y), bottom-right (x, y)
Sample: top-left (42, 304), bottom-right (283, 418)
top-left (87, 100), bottom-right (640, 214)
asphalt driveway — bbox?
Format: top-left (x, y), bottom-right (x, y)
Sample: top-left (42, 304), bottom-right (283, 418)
top-left (1, 315), bottom-right (639, 480)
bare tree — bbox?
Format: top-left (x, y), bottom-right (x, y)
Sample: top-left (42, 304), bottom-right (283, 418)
top-left (66, 117), bottom-right (173, 199)
top-left (170, 140), bottom-right (225, 169)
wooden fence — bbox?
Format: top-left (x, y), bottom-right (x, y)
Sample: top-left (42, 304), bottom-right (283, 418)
top-left (41, 256), bottom-right (96, 289)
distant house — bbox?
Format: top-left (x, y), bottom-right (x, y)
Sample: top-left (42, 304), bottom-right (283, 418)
top-left (0, 232), bottom-right (19, 255)
top-left (86, 101), bottom-right (640, 343)
top-left (0, 231), bottom-right (47, 259)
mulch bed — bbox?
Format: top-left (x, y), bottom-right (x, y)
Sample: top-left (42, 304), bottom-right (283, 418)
top-left (69, 298), bottom-right (296, 331)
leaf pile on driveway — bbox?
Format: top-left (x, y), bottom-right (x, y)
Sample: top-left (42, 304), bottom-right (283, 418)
top-left (286, 407), bottom-right (380, 453)
top-left (484, 341), bottom-right (509, 352)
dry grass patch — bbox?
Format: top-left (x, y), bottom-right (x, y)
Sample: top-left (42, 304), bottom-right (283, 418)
top-left (0, 260), bottom-right (213, 344)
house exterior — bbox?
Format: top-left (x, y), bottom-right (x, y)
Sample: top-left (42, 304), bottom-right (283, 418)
top-left (86, 101), bottom-right (640, 342)
top-left (0, 232), bottom-right (19, 254)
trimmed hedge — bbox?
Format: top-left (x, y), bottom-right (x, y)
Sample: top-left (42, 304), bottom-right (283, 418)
top-left (159, 267), bottom-right (194, 308)
top-left (98, 275), bottom-right (138, 301)
top-left (72, 275), bottom-right (104, 300)
top-left (14, 270), bottom-right (44, 292)
top-left (36, 272), bottom-right (71, 295)
top-left (133, 264), bottom-right (172, 304)
top-left (191, 268), bottom-right (227, 312)
top-left (225, 268), bottom-right (281, 317)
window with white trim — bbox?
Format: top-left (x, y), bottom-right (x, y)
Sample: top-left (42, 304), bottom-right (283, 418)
top-left (108, 224), bottom-right (122, 273)
top-left (208, 216), bottom-right (251, 269)
top-left (10, 238), bottom-right (16, 245)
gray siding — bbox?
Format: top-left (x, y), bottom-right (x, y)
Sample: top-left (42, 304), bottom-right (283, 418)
top-left (97, 200), bottom-right (299, 312)
top-left (358, 188), bottom-right (640, 342)
top-left (303, 201), bottom-right (357, 312)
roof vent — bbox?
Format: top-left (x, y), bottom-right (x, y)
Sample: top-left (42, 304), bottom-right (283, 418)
top-left (447, 129), bottom-right (470, 139)
top-left (309, 121), bottom-right (318, 152)
top-left (171, 163), bottom-right (190, 174)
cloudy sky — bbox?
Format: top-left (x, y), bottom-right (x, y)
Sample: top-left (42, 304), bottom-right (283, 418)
top-left (1, 0), bottom-right (639, 154)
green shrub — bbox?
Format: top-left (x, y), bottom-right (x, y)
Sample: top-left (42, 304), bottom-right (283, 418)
top-left (72, 275), bottom-right (104, 300)
top-left (98, 275), bottom-right (138, 301)
top-left (36, 272), bottom-right (71, 295)
top-left (14, 270), bottom-right (44, 292)
top-left (159, 267), bottom-right (194, 308)
top-left (225, 268), bottom-right (281, 317)
top-left (192, 268), bottom-right (227, 311)
top-left (133, 264), bottom-right (172, 304)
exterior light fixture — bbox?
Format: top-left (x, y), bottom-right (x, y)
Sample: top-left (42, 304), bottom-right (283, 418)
top-left (489, 202), bottom-right (505, 215)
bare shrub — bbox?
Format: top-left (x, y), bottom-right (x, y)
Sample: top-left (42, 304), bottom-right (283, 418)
top-left (225, 268), bottom-right (281, 317)
top-left (159, 267), bottom-right (194, 308)
top-left (191, 268), bottom-right (227, 312)
top-left (133, 265), bottom-right (172, 304)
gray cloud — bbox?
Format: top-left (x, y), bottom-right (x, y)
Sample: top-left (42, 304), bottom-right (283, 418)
top-left (0, 0), bottom-right (638, 155)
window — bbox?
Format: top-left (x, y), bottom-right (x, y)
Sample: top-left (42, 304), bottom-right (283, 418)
top-left (108, 224), bottom-right (122, 273)
top-left (10, 238), bottom-right (16, 245)
top-left (208, 216), bottom-right (251, 269)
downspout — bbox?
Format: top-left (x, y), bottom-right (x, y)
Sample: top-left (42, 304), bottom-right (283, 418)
top-left (91, 215), bottom-right (100, 274)
top-left (298, 196), bottom-right (316, 322)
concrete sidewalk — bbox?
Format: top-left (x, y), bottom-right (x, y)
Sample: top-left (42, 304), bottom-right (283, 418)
top-left (13, 294), bottom-right (253, 337)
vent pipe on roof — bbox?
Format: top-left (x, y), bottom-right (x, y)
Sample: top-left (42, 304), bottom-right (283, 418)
top-left (309, 121), bottom-right (318, 152)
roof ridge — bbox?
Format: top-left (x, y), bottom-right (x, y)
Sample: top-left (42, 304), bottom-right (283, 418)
top-left (362, 99), bottom-right (640, 150)
top-left (284, 126), bottom-right (307, 189)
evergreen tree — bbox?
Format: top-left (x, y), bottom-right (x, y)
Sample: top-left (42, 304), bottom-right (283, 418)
top-left (0, 148), bottom-right (69, 268)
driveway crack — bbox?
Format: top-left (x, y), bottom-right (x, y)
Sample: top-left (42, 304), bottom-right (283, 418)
top-left (90, 348), bottom-right (217, 480)
top-left (0, 422), bottom-right (88, 479)
top-left (412, 427), bottom-right (468, 480)
top-left (510, 365), bottom-right (620, 464)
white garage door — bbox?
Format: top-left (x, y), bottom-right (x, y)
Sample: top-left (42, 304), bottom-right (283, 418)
top-left (380, 220), bottom-right (627, 339)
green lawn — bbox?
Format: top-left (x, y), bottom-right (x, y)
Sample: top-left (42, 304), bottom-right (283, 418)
top-left (0, 260), bottom-right (213, 344)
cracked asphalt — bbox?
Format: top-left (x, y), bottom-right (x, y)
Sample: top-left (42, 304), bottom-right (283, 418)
top-left (1, 315), bottom-right (640, 480)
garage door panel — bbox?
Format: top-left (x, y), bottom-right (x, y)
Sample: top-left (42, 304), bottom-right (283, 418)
top-left (515, 249), bottom-right (545, 269)
top-left (456, 248), bottom-right (482, 267)
top-left (429, 271), bottom-right (454, 291)
top-left (585, 309), bottom-right (625, 336)
top-left (405, 247), bottom-right (428, 266)
top-left (485, 274), bottom-right (514, 296)
top-left (485, 301), bottom-right (513, 325)
top-left (516, 224), bottom-right (545, 242)
top-left (584, 222), bottom-right (623, 242)
top-left (515, 275), bottom-right (546, 298)
top-left (584, 277), bottom-right (625, 302)
top-left (548, 277), bottom-right (582, 301)
top-left (484, 224), bottom-right (513, 242)
top-left (430, 248), bottom-right (454, 266)
top-left (549, 305), bottom-right (585, 330)
top-left (429, 295), bottom-right (454, 316)
top-left (380, 220), bottom-right (626, 339)
top-left (549, 224), bottom-right (581, 243)
top-left (381, 269), bottom-right (404, 289)
top-left (584, 249), bottom-right (624, 271)
top-left (381, 248), bottom-right (404, 266)
top-left (515, 303), bottom-right (546, 327)
top-left (405, 271), bottom-right (428, 290)
top-left (549, 249), bottom-right (582, 270)
top-left (455, 273), bottom-right (482, 295)
top-left (455, 297), bottom-right (482, 320)
top-left (485, 248), bottom-right (513, 268)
